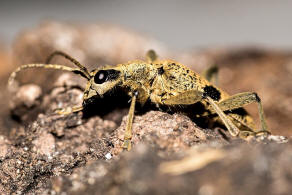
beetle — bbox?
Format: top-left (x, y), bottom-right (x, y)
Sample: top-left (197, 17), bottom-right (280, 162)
top-left (8, 50), bottom-right (270, 150)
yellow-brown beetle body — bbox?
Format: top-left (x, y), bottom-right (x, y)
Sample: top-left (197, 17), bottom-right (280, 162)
top-left (8, 50), bottom-right (270, 150)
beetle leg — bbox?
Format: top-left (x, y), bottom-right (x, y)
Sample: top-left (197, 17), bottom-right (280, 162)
top-left (161, 90), bottom-right (241, 138)
top-left (146, 50), bottom-right (158, 63)
top-left (55, 105), bottom-right (83, 115)
top-left (213, 92), bottom-right (270, 137)
top-left (206, 96), bottom-right (240, 136)
top-left (202, 64), bottom-right (219, 85)
top-left (122, 91), bottom-right (138, 151)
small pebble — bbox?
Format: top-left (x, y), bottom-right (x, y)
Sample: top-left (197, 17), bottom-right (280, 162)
top-left (105, 153), bottom-right (112, 160)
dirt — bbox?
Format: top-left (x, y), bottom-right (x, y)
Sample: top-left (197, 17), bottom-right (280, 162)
top-left (0, 21), bottom-right (291, 194)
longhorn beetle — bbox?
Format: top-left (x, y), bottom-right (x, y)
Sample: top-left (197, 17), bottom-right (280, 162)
top-left (8, 50), bottom-right (270, 150)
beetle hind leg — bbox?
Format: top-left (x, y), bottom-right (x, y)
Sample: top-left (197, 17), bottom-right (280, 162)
top-left (214, 92), bottom-right (271, 137)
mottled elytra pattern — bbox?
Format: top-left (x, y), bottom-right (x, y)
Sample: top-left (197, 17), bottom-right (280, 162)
top-left (161, 62), bottom-right (199, 93)
top-left (8, 50), bottom-right (271, 151)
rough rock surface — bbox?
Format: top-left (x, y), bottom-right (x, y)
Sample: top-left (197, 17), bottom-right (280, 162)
top-left (50, 142), bottom-right (292, 195)
top-left (1, 81), bottom-right (219, 194)
top-left (0, 22), bottom-right (291, 194)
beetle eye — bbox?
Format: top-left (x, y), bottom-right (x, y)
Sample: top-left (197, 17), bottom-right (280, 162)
top-left (94, 70), bottom-right (108, 84)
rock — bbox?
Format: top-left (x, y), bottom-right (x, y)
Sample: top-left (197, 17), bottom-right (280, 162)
top-left (112, 111), bottom-right (209, 155)
top-left (8, 84), bottom-right (42, 124)
top-left (32, 131), bottom-right (55, 156)
top-left (48, 141), bottom-right (292, 195)
top-left (12, 84), bottom-right (42, 108)
top-left (0, 136), bottom-right (11, 160)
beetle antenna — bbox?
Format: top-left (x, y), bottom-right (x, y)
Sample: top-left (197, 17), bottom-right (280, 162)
top-left (46, 51), bottom-right (91, 79)
top-left (8, 63), bottom-right (90, 87)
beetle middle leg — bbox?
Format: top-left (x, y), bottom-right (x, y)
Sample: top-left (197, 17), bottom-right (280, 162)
top-left (202, 64), bottom-right (219, 85)
top-left (161, 89), bottom-right (243, 137)
top-left (146, 49), bottom-right (158, 63)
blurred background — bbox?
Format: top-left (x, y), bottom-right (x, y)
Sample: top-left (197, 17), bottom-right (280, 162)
top-left (1, 0), bottom-right (292, 50)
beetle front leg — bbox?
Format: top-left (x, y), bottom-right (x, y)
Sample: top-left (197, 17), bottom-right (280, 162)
top-left (55, 105), bottom-right (83, 115)
top-left (122, 91), bottom-right (138, 151)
